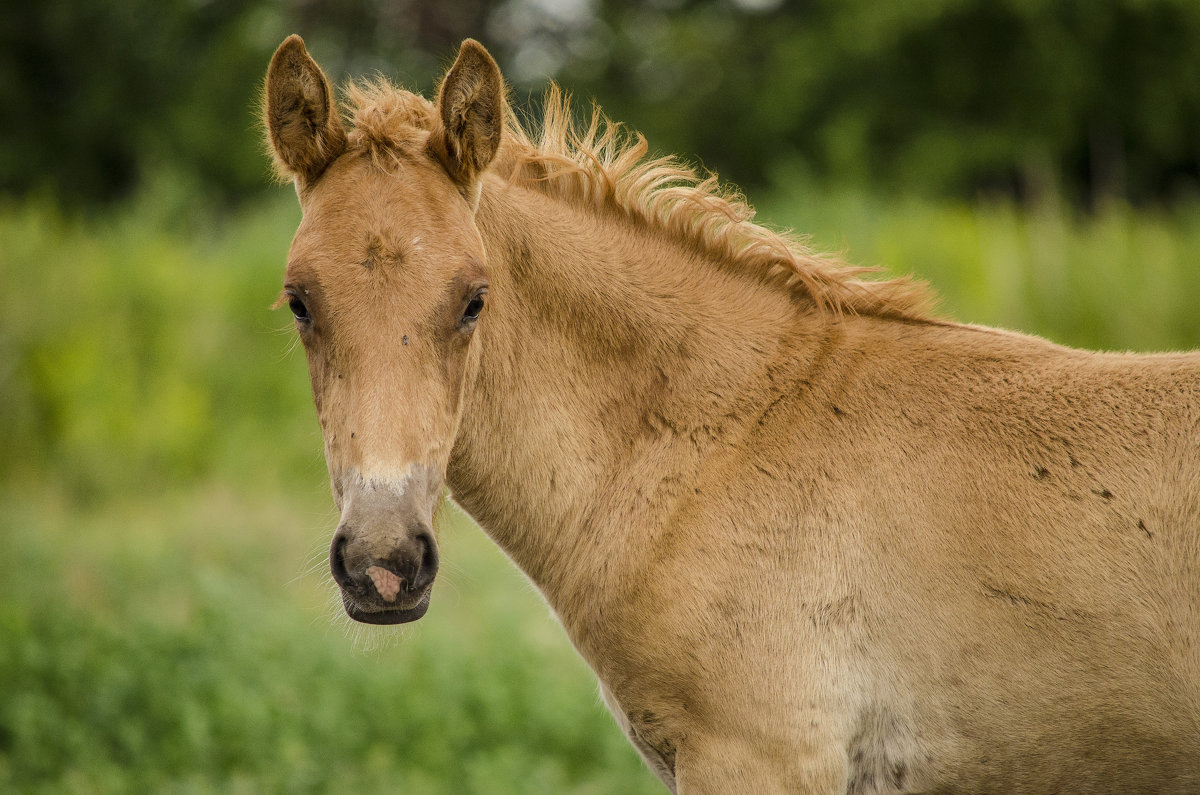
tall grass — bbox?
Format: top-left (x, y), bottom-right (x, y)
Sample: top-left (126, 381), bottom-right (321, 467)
top-left (0, 486), bottom-right (658, 793)
top-left (1, 181), bottom-right (1197, 792)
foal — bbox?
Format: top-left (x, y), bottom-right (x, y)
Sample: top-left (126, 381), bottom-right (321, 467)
top-left (264, 35), bottom-right (1200, 793)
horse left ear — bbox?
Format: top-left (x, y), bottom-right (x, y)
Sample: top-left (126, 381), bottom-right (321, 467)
top-left (433, 39), bottom-right (505, 199)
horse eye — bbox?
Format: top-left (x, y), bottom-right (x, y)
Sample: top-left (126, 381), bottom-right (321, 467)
top-left (289, 296), bottom-right (311, 323)
top-left (462, 293), bottom-right (485, 323)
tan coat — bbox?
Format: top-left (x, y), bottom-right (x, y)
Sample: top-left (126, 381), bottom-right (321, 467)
top-left (265, 35), bottom-right (1200, 793)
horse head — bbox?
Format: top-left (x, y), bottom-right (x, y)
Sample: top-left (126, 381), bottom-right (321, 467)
top-left (264, 35), bottom-right (503, 623)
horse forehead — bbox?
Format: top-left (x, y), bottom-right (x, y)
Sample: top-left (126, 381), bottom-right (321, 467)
top-left (300, 158), bottom-right (479, 254)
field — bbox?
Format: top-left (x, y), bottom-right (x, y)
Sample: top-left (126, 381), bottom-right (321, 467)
top-left (2, 181), bottom-right (1198, 792)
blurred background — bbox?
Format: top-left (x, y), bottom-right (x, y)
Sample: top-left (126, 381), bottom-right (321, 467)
top-left (2, 1), bottom-right (1199, 791)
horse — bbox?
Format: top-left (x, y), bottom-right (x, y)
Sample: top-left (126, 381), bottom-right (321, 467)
top-left (263, 34), bottom-right (1200, 793)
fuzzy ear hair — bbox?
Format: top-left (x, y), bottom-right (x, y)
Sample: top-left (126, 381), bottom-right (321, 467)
top-left (264, 35), bottom-right (347, 189)
top-left (433, 39), bottom-right (506, 195)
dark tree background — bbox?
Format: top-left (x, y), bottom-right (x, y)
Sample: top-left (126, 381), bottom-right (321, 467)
top-left (3, 0), bottom-right (1199, 208)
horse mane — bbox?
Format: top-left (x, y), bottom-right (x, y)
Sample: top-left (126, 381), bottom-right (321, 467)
top-left (342, 79), bottom-right (938, 321)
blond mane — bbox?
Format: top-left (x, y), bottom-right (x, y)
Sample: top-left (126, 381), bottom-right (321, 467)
top-left (342, 79), bottom-right (937, 321)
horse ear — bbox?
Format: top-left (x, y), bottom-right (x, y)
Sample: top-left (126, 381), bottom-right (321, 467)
top-left (433, 39), bottom-right (505, 195)
top-left (264, 35), bottom-right (347, 189)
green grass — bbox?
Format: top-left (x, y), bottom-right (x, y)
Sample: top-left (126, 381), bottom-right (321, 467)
top-left (0, 485), bottom-right (659, 793)
top-left (1, 181), bottom-right (1197, 792)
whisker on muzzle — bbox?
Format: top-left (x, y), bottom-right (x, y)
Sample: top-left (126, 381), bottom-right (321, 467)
top-left (290, 536), bottom-right (333, 586)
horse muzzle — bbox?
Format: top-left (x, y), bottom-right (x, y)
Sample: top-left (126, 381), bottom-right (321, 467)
top-left (328, 473), bottom-right (440, 624)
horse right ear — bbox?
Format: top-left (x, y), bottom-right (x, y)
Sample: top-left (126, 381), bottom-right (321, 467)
top-left (264, 35), bottom-right (347, 190)
top-left (432, 39), bottom-right (505, 200)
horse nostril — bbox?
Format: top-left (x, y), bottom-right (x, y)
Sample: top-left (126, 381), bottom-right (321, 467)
top-left (411, 528), bottom-right (439, 592)
top-left (329, 528), bottom-right (352, 589)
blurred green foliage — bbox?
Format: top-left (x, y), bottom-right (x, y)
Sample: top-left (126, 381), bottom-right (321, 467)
top-left (575, 0), bottom-right (1200, 203)
top-left (0, 1), bottom-right (286, 205)
top-left (760, 176), bottom-right (1200, 351)
top-left (0, 190), bottom-right (312, 498)
top-left (0, 486), bottom-right (662, 793)
top-left (4, 0), bottom-right (1200, 207)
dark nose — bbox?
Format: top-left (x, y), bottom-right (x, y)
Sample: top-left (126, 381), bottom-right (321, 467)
top-left (329, 528), bottom-right (353, 590)
top-left (398, 526), bottom-right (439, 592)
top-left (329, 524), bottom-right (439, 597)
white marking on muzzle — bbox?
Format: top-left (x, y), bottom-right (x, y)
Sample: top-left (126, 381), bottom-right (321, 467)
top-left (351, 462), bottom-right (416, 496)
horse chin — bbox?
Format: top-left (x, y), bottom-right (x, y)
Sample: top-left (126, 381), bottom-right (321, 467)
top-left (341, 587), bottom-right (432, 625)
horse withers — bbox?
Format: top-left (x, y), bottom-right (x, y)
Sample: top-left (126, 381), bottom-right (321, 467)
top-left (263, 34), bottom-right (1200, 794)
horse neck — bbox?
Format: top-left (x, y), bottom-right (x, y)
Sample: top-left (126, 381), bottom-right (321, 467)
top-left (447, 174), bottom-right (816, 635)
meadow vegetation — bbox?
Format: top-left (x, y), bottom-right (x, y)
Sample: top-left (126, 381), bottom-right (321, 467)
top-left (2, 178), bottom-right (1198, 792)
